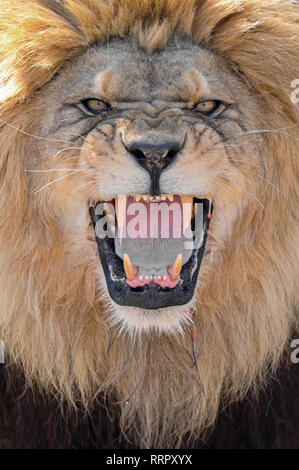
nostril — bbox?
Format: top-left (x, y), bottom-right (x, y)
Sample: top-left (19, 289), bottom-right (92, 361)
top-left (130, 148), bottom-right (147, 162)
top-left (163, 145), bottom-right (180, 163)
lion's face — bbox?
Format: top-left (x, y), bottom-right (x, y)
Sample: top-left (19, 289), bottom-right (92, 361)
top-left (31, 38), bottom-right (262, 333)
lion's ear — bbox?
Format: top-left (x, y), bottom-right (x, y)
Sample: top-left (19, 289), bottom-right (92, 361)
top-left (38, 0), bottom-right (83, 35)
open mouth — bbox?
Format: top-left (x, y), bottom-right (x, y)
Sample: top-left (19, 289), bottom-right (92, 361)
top-left (89, 195), bottom-right (212, 309)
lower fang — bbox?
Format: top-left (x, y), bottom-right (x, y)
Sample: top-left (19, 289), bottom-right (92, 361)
top-left (168, 253), bottom-right (183, 281)
top-left (123, 254), bottom-right (138, 281)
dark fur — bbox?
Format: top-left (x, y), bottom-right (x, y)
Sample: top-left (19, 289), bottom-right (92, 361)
top-left (1, 357), bottom-right (298, 449)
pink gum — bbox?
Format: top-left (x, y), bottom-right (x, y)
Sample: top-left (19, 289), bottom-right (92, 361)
top-left (126, 276), bottom-right (179, 289)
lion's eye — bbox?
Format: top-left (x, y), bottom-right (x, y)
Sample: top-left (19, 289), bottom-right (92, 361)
top-left (80, 98), bottom-right (111, 115)
top-left (194, 100), bottom-right (220, 115)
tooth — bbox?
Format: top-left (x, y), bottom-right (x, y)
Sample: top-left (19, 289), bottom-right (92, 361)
top-left (136, 195), bottom-right (142, 202)
top-left (162, 195), bottom-right (167, 201)
top-left (115, 195), bottom-right (127, 228)
top-left (106, 213), bottom-right (115, 222)
top-left (103, 202), bottom-right (110, 213)
top-left (168, 195), bottom-right (174, 202)
top-left (107, 213), bottom-right (116, 234)
top-left (139, 275), bottom-right (144, 281)
top-left (145, 275), bottom-right (149, 280)
top-left (181, 195), bottom-right (193, 204)
top-left (123, 254), bottom-right (137, 281)
top-left (163, 275), bottom-right (168, 281)
top-left (181, 195), bottom-right (193, 228)
top-left (168, 253), bottom-right (183, 281)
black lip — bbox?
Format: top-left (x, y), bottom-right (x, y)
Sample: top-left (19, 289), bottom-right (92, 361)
top-left (90, 199), bottom-right (212, 309)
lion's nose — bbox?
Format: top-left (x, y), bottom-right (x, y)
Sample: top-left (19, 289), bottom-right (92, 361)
top-left (128, 141), bottom-right (181, 167)
top-left (125, 140), bottom-right (183, 194)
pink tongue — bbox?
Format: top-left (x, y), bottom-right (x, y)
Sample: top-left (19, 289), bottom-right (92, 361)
top-left (125, 195), bottom-right (184, 240)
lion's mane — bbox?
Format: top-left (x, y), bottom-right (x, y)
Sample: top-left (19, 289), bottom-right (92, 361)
top-left (0, 0), bottom-right (298, 448)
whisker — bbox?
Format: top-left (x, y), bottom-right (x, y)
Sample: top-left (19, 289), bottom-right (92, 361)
top-left (26, 168), bottom-right (82, 173)
top-left (219, 157), bottom-right (283, 195)
top-left (61, 132), bottom-right (91, 143)
top-left (218, 170), bottom-right (267, 212)
top-left (254, 173), bottom-right (283, 195)
top-left (223, 124), bottom-right (299, 142)
top-left (71, 180), bottom-right (95, 195)
top-left (221, 143), bottom-right (249, 149)
top-left (0, 118), bottom-right (77, 145)
top-left (58, 156), bottom-right (81, 165)
top-left (246, 189), bottom-right (267, 211)
top-left (34, 171), bottom-right (81, 194)
top-left (86, 65), bottom-right (98, 74)
top-left (205, 144), bottom-right (248, 153)
top-left (52, 146), bottom-right (88, 160)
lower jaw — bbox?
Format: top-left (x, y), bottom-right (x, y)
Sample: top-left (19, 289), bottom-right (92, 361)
top-left (90, 197), bottom-right (212, 310)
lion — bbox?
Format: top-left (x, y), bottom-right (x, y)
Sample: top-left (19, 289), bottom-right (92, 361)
top-left (0, 0), bottom-right (298, 449)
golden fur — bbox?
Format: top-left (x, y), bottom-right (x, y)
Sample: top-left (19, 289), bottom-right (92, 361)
top-left (0, 0), bottom-right (298, 448)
